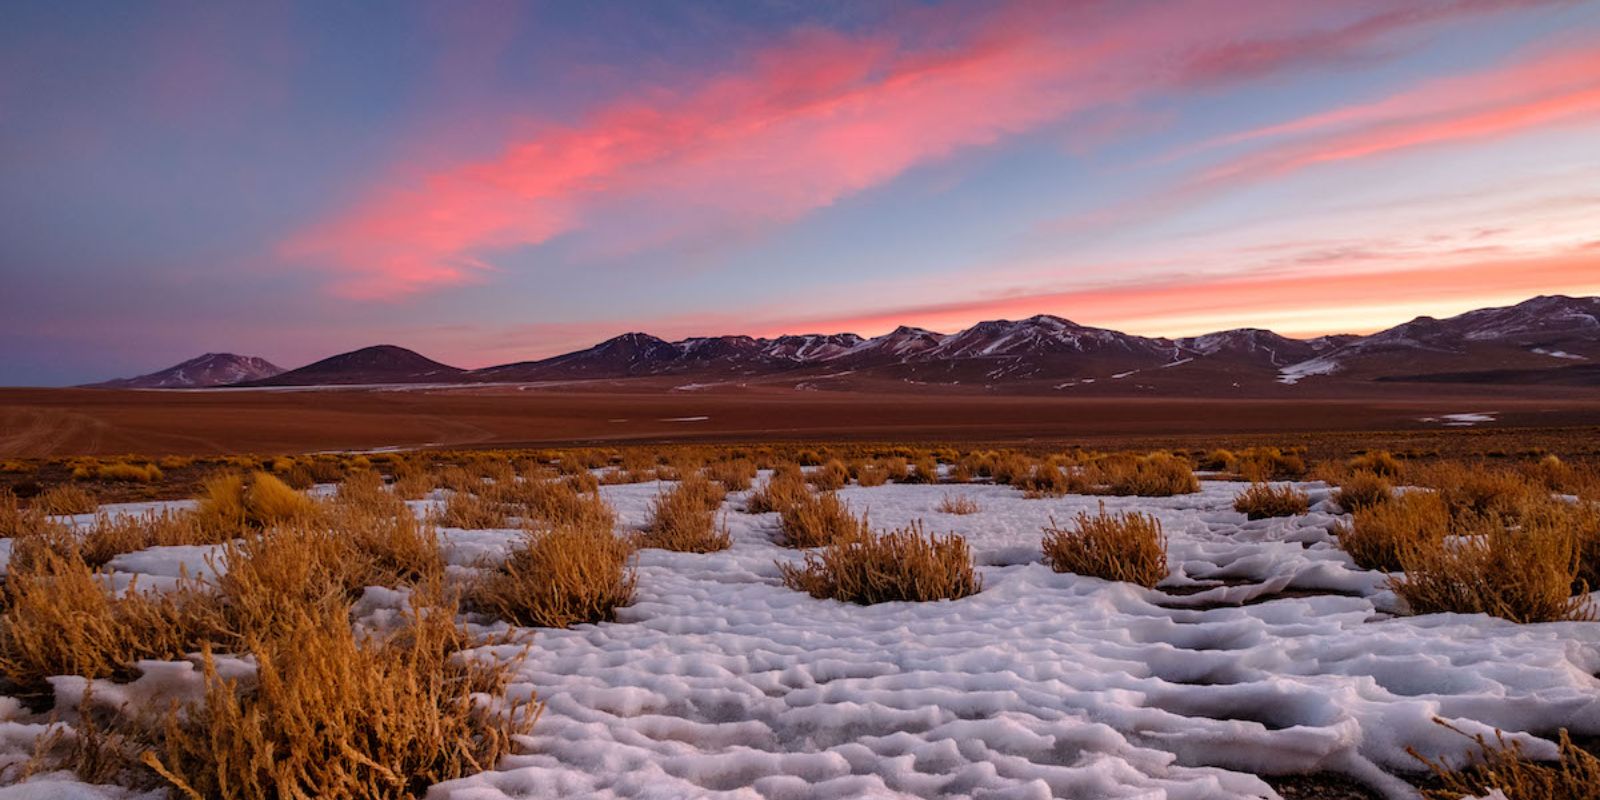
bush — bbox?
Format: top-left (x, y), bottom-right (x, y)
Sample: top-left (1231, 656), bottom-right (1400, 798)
top-left (1334, 471), bottom-right (1393, 513)
top-left (1089, 453), bottom-right (1199, 497)
top-left (499, 478), bottom-right (615, 534)
top-left (137, 599), bottom-right (535, 800)
top-left (471, 525), bottom-right (637, 629)
top-left (1349, 450), bottom-right (1403, 478)
top-left (881, 457), bottom-right (910, 483)
top-left (1435, 465), bottom-right (1543, 523)
top-left (1042, 505), bottom-right (1168, 588)
top-left (79, 510), bottom-right (231, 568)
top-left (1234, 447), bottom-right (1306, 481)
top-left (988, 453), bottom-right (1034, 486)
top-left (0, 544), bottom-right (221, 696)
top-left (1197, 449), bottom-right (1235, 471)
top-left (906, 457), bottom-right (940, 485)
top-left (82, 462), bottom-right (164, 483)
top-left (1410, 720), bottom-right (1600, 800)
top-left (639, 478), bottom-right (730, 553)
top-left (935, 493), bottom-right (980, 515)
top-left (195, 472), bottom-right (319, 531)
top-left (778, 521), bottom-right (981, 604)
top-left (1336, 491), bottom-right (1449, 572)
top-left (1021, 460), bottom-right (1082, 498)
top-left (1232, 483), bottom-right (1309, 520)
top-left (854, 463), bottom-right (889, 488)
top-left (806, 459), bottom-right (850, 491)
top-left (778, 492), bottom-right (863, 548)
top-left (704, 458), bottom-right (756, 492)
top-left (35, 484), bottom-right (98, 515)
top-left (435, 491), bottom-right (508, 530)
top-left (746, 464), bottom-right (810, 514)
top-left (1392, 515), bottom-right (1592, 623)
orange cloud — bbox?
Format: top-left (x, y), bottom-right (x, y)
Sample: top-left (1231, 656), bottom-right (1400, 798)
top-left (284, 1), bottom-right (1538, 299)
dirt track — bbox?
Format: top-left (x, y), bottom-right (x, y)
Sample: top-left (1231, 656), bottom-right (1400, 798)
top-left (4, 384), bottom-right (1600, 457)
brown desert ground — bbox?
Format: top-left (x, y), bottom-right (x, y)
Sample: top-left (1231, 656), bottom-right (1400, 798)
top-left (4, 381), bottom-right (1600, 458)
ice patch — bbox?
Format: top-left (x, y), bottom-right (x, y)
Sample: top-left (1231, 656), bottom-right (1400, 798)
top-left (1419, 412), bottom-right (1497, 427)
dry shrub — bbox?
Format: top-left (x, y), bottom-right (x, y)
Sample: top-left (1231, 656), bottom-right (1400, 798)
top-left (500, 478), bottom-right (616, 534)
top-left (86, 462), bottom-right (164, 483)
top-left (78, 511), bottom-right (231, 568)
top-left (881, 457), bottom-right (910, 483)
top-left (639, 478), bottom-right (730, 553)
top-left (0, 460), bottom-right (36, 474)
top-left (1232, 483), bottom-right (1309, 520)
top-left (435, 491), bottom-right (508, 530)
top-left (391, 469), bottom-right (436, 501)
top-left (746, 464), bottom-right (810, 514)
top-left (988, 452), bottom-right (1034, 486)
top-left (330, 504), bottom-right (446, 589)
top-left (566, 470), bottom-right (601, 494)
top-left (1336, 491), bottom-right (1449, 572)
top-left (1021, 460), bottom-right (1082, 498)
top-left (778, 521), bottom-right (981, 604)
top-left (1432, 464), bottom-right (1544, 523)
top-left (936, 493), bottom-right (980, 515)
top-left (1349, 450), bottom-right (1403, 478)
top-left (157, 455), bottom-right (193, 470)
top-left (139, 599), bottom-right (535, 800)
top-left (471, 525), bottom-right (637, 629)
top-left (807, 459), bottom-right (850, 491)
top-left (1042, 504), bottom-right (1168, 588)
top-left (335, 469), bottom-right (408, 517)
top-left (216, 526), bottom-right (365, 636)
top-left (1197, 449), bottom-right (1236, 471)
top-left (1392, 515), bottom-right (1592, 623)
top-left (950, 459), bottom-right (975, 484)
top-left (906, 457), bottom-right (940, 485)
top-left (0, 489), bottom-right (46, 538)
top-left (704, 458), bottom-right (756, 492)
top-left (35, 484), bottom-right (98, 515)
top-left (855, 463), bottom-right (889, 488)
top-left (778, 492), bottom-right (864, 548)
top-left (1334, 471), bottom-right (1393, 513)
top-left (1234, 447), bottom-right (1306, 481)
top-left (0, 545), bottom-right (221, 696)
top-left (1088, 453), bottom-right (1199, 497)
top-left (195, 472), bottom-right (319, 531)
top-left (1410, 720), bottom-right (1600, 800)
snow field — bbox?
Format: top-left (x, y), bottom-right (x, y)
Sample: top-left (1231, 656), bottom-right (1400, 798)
top-left (3, 476), bottom-right (1598, 799)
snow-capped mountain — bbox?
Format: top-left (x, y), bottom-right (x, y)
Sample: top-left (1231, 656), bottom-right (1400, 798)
top-left (1276, 295), bottom-right (1600, 384)
top-left (88, 353), bottom-right (283, 389)
top-left (1175, 329), bottom-right (1319, 367)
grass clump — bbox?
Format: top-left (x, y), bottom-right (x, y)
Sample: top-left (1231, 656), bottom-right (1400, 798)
top-left (778, 492), bottom-right (863, 548)
top-left (78, 511), bottom-right (232, 568)
top-left (1232, 483), bottom-right (1309, 520)
top-left (1410, 720), bottom-right (1600, 800)
top-left (1336, 491), bottom-right (1449, 572)
top-left (1349, 450), bottom-right (1403, 478)
top-left (195, 472), bottom-right (319, 531)
top-left (704, 458), bottom-right (756, 492)
top-left (1042, 504), bottom-right (1168, 588)
top-left (807, 459), bottom-right (851, 491)
top-left (35, 484), bottom-right (98, 515)
top-left (936, 493), bottom-right (980, 515)
top-left (746, 464), bottom-right (810, 514)
top-left (1234, 447), bottom-right (1306, 481)
top-left (638, 477), bottom-right (730, 553)
top-left (1334, 471), bottom-right (1393, 513)
top-left (471, 525), bottom-right (637, 629)
top-left (435, 490), bottom-right (509, 530)
top-left (778, 521), bottom-right (981, 604)
top-left (77, 462), bottom-right (164, 483)
top-left (1089, 453), bottom-right (1199, 497)
top-left (1391, 513), bottom-right (1592, 623)
top-left (906, 456), bottom-right (940, 485)
top-left (137, 599), bottom-right (535, 800)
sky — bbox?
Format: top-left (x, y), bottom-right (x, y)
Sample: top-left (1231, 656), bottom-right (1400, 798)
top-left (3, 0), bottom-right (1599, 386)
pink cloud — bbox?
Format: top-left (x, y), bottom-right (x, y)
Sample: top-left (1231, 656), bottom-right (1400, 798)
top-left (283, 0), bottom-right (1549, 300)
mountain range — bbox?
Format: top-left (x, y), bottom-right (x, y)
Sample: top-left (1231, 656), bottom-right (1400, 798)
top-left (87, 295), bottom-right (1600, 393)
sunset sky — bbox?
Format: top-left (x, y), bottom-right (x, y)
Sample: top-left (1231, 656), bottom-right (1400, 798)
top-left (4, 0), bottom-right (1600, 385)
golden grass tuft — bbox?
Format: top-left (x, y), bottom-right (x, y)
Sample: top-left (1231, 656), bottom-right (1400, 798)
top-left (1041, 504), bottom-right (1169, 588)
top-left (778, 492), bottom-right (864, 548)
top-left (470, 525), bottom-right (637, 629)
top-left (745, 464), bottom-right (811, 514)
top-left (1391, 513), bottom-right (1592, 623)
top-left (194, 472), bottom-right (319, 532)
top-left (0, 545), bottom-right (222, 696)
top-left (435, 490), bottom-right (509, 530)
top-left (1086, 453), bottom-right (1200, 497)
top-left (138, 598), bottom-right (536, 800)
top-left (1232, 483), bottom-right (1310, 520)
top-left (1348, 450), bottom-right (1403, 478)
top-left (638, 478), bottom-right (731, 553)
top-left (1021, 460), bottom-right (1082, 498)
top-left (935, 493), bottom-right (980, 515)
top-left (1197, 449), bottom-right (1236, 471)
top-left (703, 458), bottom-right (757, 492)
top-left (906, 456), bottom-right (940, 485)
top-left (1234, 447), bottom-right (1306, 481)
top-left (498, 478), bottom-right (616, 534)
top-left (1336, 491), bottom-right (1449, 572)
top-left (807, 459), bottom-right (850, 491)
top-left (854, 462), bottom-right (889, 488)
top-left (1410, 720), bottom-right (1600, 800)
top-left (35, 484), bottom-right (98, 516)
top-left (1334, 471), bottom-right (1393, 513)
top-left (1431, 463), bottom-right (1544, 523)
top-left (78, 511), bottom-right (232, 568)
top-left (881, 457), bottom-right (910, 483)
top-left (778, 521), bottom-right (981, 604)
top-left (78, 462), bottom-right (164, 483)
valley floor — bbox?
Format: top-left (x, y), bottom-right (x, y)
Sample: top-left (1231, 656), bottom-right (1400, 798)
top-left (7, 473), bottom-right (1598, 799)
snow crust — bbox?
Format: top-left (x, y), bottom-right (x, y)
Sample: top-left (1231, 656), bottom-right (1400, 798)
top-left (5, 478), bottom-right (1599, 799)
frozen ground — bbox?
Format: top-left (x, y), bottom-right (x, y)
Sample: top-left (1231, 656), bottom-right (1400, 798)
top-left (3, 477), bottom-right (1599, 799)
